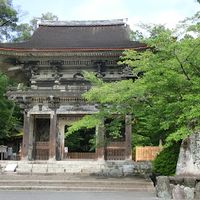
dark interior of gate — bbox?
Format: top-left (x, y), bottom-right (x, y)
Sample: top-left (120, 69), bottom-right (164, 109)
top-left (33, 116), bottom-right (50, 160)
top-left (65, 126), bottom-right (96, 159)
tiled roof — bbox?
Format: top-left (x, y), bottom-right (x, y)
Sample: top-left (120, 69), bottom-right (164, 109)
top-left (0, 19), bottom-right (146, 50)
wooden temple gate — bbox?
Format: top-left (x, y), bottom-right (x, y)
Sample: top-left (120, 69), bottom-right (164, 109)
top-left (1, 20), bottom-right (140, 162)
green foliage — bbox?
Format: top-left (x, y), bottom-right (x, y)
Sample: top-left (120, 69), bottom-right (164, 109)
top-left (65, 128), bottom-right (95, 152)
top-left (129, 30), bottom-right (144, 41)
top-left (153, 142), bottom-right (181, 175)
top-left (83, 71), bottom-right (103, 86)
top-left (0, 3), bottom-right (59, 42)
top-left (105, 118), bottom-right (124, 140)
top-left (13, 12), bottom-right (59, 42)
top-left (12, 23), bottom-right (32, 42)
top-left (66, 115), bottom-right (101, 136)
top-left (132, 134), bottom-right (152, 147)
top-left (0, 73), bottom-right (21, 139)
top-left (68, 11), bottom-right (200, 148)
top-left (0, 0), bottom-right (18, 41)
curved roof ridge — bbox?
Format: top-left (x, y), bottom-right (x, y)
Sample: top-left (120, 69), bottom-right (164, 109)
top-left (39, 19), bottom-right (128, 27)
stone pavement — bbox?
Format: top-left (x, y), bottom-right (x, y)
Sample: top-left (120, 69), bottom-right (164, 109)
top-left (0, 191), bottom-right (158, 200)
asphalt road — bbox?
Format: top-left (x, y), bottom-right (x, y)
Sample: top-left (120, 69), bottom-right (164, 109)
top-left (0, 191), bottom-right (158, 200)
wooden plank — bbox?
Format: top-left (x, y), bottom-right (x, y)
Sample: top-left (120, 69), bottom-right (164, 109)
top-left (67, 152), bottom-right (97, 159)
top-left (135, 146), bottom-right (162, 161)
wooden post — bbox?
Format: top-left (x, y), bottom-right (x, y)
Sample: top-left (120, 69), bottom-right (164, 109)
top-left (96, 120), bottom-right (105, 160)
top-left (56, 124), bottom-right (63, 161)
top-left (125, 115), bottom-right (132, 160)
top-left (49, 113), bottom-right (57, 160)
top-left (60, 124), bottom-right (65, 160)
top-left (28, 115), bottom-right (34, 160)
top-left (21, 112), bottom-right (30, 160)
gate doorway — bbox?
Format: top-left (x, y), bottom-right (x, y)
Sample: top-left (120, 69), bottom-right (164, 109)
top-left (64, 126), bottom-right (96, 159)
top-left (33, 116), bottom-right (50, 160)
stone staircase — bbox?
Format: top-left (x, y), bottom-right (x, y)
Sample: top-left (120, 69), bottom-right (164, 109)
top-left (0, 160), bottom-right (154, 191)
top-left (0, 174), bottom-right (154, 192)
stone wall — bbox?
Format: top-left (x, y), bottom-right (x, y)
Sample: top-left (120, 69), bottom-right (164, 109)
top-left (156, 176), bottom-right (200, 199)
top-left (156, 132), bottom-right (200, 199)
top-left (98, 161), bottom-right (152, 177)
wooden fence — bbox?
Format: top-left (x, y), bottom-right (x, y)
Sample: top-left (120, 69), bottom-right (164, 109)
top-left (66, 152), bottom-right (97, 159)
top-left (135, 146), bottom-right (162, 161)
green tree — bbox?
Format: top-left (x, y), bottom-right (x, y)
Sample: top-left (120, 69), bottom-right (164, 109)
top-left (0, 0), bottom-right (21, 140)
top-left (129, 30), bottom-right (144, 41)
top-left (0, 0), bottom-right (18, 41)
top-left (67, 13), bottom-right (200, 148)
top-left (0, 73), bottom-right (21, 140)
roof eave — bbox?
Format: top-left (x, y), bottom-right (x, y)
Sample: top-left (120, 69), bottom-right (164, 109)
top-left (0, 46), bottom-right (147, 52)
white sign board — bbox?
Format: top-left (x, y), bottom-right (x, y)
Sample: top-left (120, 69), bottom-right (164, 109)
top-left (64, 147), bottom-right (68, 153)
top-left (0, 145), bottom-right (7, 153)
top-left (4, 164), bottom-right (17, 172)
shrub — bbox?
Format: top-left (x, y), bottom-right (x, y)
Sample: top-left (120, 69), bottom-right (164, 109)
top-left (152, 142), bottom-right (181, 176)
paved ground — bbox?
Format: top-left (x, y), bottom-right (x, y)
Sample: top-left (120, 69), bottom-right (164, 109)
top-left (0, 191), bottom-right (158, 200)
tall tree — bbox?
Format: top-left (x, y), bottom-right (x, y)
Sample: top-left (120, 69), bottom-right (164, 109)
top-left (0, 0), bottom-right (21, 140)
top-left (0, 73), bottom-right (21, 140)
top-left (67, 13), bottom-right (200, 147)
top-left (0, 0), bottom-right (18, 41)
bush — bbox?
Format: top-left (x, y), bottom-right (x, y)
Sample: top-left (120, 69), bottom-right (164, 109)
top-left (152, 142), bottom-right (181, 176)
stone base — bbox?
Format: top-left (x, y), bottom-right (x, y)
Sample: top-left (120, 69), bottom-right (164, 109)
top-left (0, 160), bottom-right (152, 177)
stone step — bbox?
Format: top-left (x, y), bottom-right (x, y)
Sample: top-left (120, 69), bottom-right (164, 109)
top-left (0, 174), bottom-right (154, 192)
top-left (0, 185), bottom-right (154, 192)
top-left (0, 180), bottom-right (151, 187)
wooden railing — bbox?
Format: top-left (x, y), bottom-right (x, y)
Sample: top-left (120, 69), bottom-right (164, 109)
top-left (105, 149), bottom-right (126, 160)
top-left (135, 146), bottom-right (162, 161)
top-left (105, 142), bottom-right (126, 160)
top-left (66, 152), bottom-right (97, 159)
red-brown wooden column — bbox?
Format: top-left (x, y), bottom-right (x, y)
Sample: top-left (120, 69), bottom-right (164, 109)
top-left (49, 112), bottom-right (57, 160)
top-left (21, 112), bottom-right (30, 160)
top-left (96, 120), bottom-right (105, 160)
top-left (125, 115), bottom-right (132, 160)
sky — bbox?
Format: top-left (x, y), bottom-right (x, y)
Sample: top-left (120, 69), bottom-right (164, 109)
top-left (12, 0), bottom-right (200, 29)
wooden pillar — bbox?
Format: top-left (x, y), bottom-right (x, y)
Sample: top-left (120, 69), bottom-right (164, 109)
top-left (56, 122), bottom-right (64, 161)
top-left (21, 112), bottom-right (30, 160)
top-left (60, 124), bottom-right (65, 160)
top-left (125, 115), bottom-right (132, 160)
top-left (96, 120), bottom-right (105, 160)
top-left (28, 115), bottom-right (34, 160)
top-left (49, 113), bottom-right (57, 160)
